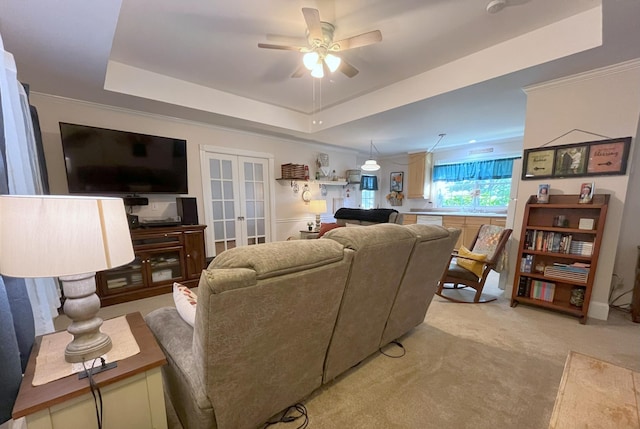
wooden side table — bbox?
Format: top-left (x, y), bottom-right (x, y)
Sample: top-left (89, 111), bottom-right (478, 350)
top-left (299, 230), bottom-right (320, 239)
top-left (13, 312), bottom-right (168, 429)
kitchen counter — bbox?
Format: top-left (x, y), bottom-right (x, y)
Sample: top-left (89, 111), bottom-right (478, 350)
top-left (404, 210), bottom-right (507, 218)
top-left (401, 211), bottom-right (507, 249)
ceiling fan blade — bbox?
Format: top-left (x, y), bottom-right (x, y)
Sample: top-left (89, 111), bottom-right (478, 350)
top-left (258, 43), bottom-right (304, 51)
top-left (339, 59), bottom-right (359, 78)
top-left (291, 65), bottom-right (306, 78)
top-left (302, 8), bottom-right (323, 42)
top-left (334, 30), bottom-right (382, 51)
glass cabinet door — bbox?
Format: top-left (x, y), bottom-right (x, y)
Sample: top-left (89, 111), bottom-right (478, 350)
top-left (101, 255), bottom-right (145, 294)
top-left (146, 248), bottom-right (183, 285)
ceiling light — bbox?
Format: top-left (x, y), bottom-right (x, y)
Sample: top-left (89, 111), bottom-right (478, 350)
top-left (324, 54), bottom-right (341, 73)
top-left (311, 62), bottom-right (324, 78)
top-left (361, 160), bottom-right (381, 171)
top-left (361, 141), bottom-right (381, 171)
top-left (303, 52), bottom-right (319, 70)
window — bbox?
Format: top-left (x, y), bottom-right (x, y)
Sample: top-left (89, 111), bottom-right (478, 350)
top-left (361, 190), bottom-right (376, 209)
top-left (360, 175), bottom-right (378, 209)
top-left (433, 158), bottom-right (517, 210)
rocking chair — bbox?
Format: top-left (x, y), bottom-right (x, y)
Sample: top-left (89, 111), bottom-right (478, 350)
top-left (436, 224), bottom-right (512, 303)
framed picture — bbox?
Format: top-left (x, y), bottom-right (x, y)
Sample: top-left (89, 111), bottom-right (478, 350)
top-left (587, 138), bottom-right (631, 175)
top-left (553, 145), bottom-right (588, 177)
top-left (578, 182), bottom-right (594, 204)
top-left (537, 184), bottom-right (550, 203)
top-left (522, 137), bottom-right (632, 180)
top-left (523, 149), bottom-right (555, 179)
top-left (390, 172), bottom-right (403, 192)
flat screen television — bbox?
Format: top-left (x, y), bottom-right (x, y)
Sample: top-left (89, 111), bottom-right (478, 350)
top-left (59, 122), bottom-right (188, 194)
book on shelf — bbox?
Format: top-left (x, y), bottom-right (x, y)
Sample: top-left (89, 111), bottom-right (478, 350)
top-left (517, 276), bottom-right (532, 297)
top-left (520, 254), bottom-right (534, 273)
top-left (530, 280), bottom-right (555, 302)
top-left (525, 229), bottom-right (574, 253)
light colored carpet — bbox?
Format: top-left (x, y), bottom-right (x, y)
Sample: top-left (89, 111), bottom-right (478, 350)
top-left (54, 274), bottom-right (640, 428)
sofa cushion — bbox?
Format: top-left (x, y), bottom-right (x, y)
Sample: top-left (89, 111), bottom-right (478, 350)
top-left (173, 282), bottom-right (197, 327)
top-left (455, 245), bottom-right (487, 277)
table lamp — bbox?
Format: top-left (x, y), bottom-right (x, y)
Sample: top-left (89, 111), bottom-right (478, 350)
top-left (309, 199), bottom-right (327, 231)
top-left (0, 195), bottom-right (134, 363)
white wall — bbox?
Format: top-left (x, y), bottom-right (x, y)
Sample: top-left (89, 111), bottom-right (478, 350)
top-left (31, 93), bottom-right (360, 246)
top-left (507, 59), bottom-right (640, 320)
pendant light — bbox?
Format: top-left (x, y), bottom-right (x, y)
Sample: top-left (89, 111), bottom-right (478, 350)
top-left (361, 141), bottom-right (381, 171)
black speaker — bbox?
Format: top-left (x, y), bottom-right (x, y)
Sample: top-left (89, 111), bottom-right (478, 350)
top-left (176, 197), bottom-right (198, 225)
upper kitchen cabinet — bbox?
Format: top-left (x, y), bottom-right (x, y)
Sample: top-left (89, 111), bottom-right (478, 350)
top-left (407, 152), bottom-right (433, 199)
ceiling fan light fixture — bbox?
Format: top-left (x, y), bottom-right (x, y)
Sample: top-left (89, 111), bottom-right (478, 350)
top-left (303, 52), bottom-right (319, 70)
top-left (361, 159), bottom-right (381, 172)
top-left (324, 54), bottom-right (341, 72)
top-left (311, 62), bottom-right (324, 78)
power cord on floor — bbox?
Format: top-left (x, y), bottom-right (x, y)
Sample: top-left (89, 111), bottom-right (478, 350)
top-left (263, 403), bottom-right (308, 429)
top-left (379, 340), bottom-right (406, 358)
top-left (82, 358), bottom-right (105, 429)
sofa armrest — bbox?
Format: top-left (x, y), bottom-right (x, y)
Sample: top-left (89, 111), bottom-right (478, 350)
top-left (145, 308), bottom-right (215, 429)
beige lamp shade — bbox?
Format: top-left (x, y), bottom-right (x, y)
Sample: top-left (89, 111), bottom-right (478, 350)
top-left (309, 199), bottom-right (327, 215)
top-left (0, 195), bottom-right (135, 278)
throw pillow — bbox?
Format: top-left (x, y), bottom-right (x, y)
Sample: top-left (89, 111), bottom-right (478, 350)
top-left (455, 246), bottom-right (487, 278)
top-left (173, 282), bottom-right (197, 327)
top-left (318, 222), bottom-right (342, 238)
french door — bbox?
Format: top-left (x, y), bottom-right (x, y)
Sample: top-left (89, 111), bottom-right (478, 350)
top-left (200, 147), bottom-right (274, 257)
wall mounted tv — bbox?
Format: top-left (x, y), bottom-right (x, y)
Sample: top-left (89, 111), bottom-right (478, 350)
top-left (59, 122), bottom-right (188, 194)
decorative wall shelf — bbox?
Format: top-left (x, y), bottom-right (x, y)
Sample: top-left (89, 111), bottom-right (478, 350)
top-left (276, 178), bottom-right (347, 186)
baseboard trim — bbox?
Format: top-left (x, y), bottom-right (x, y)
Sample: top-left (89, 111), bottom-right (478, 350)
top-left (587, 300), bottom-right (609, 321)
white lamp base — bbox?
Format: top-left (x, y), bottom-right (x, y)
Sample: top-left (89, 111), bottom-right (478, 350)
top-left (60, 272), bottom-right (112, 363)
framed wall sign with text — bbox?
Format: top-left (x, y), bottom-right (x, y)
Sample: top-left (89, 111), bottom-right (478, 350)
top-left (522, 137), bottom-right (631, 180)
top-left (523, 148), bottom-right (555, 179)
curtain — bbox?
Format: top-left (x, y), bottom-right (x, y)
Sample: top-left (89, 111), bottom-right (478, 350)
top-left (360, 175), bottom-right (379, 190)
top-left (1, 35), bottom-right (60, 336)
top-left (433, 157), bottom-right (518, 181)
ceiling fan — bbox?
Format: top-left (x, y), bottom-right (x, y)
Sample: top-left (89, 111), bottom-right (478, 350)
top-left (258, 8), bottom-right (382, 79)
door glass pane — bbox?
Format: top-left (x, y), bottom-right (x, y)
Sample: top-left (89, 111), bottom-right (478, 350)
top-left (247, 219), bottom-right (256, 236)
top-left (255, 182), bottom-right (264, 200)
top-left (255, 164), bottom-right (263, 181)
top-left (209, 159), bottom-right (221, 179)
top-left (257, 219), bottom-right (265, 235)
top-left (211, 181), bottom-right (222, 199)
top-left (222, 160), bottom-right (233, 180)
top-left (226, 220), bottom-right (236, 238)
top-left (214, 221), bottom-right (224, 238)
top-left (256, 201), bottom-right (264, 217)
top-left (224, 201), bottom-right (235, 219)
top-left (245, 182), bottom-right (255, 200)
top-left (246, 201), bottom-right (255, 218)
top-left (212, 201), bottom-right (223, 219)
top-left (244, 162), bottom-right (254, 180)
top-left (223, 181), bottom-right (234, 199)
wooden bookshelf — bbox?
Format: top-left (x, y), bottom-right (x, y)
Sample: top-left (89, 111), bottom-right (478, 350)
top-left (511, 194), bottom-right (609, 324)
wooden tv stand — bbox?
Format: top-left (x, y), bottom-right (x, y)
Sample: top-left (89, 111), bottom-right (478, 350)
top-left (96, 225), bottom-right (207, 306)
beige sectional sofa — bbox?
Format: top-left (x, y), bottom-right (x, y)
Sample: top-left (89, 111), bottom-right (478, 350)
top-left (145, 223), bottom-right (460, 429)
